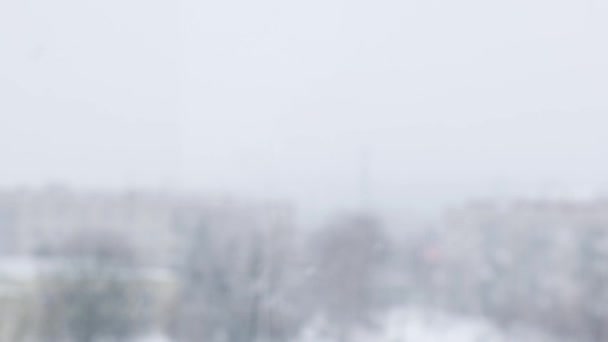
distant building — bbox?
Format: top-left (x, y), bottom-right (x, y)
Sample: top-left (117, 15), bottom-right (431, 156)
top-left (0, 186), bottom-right (295, 267)
top-left (436, 197), bottom-right (608, 318)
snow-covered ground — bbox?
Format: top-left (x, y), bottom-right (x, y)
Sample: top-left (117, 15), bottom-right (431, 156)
top-left (131, 332), bottom-right (173, 342)
top-left (293, 308), bottom-right (560, 342)
top-left (42, 307), bottom-right (563, 342)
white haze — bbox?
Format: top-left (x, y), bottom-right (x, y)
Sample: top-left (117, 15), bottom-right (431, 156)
top-left (2, 0), bottom-right (608, 217)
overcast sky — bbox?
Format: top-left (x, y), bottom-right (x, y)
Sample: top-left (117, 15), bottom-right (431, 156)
top-left (2, 0), bottom-right (608, 216)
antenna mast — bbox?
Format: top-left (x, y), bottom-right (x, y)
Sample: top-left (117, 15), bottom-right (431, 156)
top-left (359, 147), bottom-right (372, 211)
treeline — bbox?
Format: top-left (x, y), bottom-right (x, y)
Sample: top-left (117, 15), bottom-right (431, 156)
top-left (406, 203), bottom-right (608, 342)
top-left (5, 200), bottom-right (608, 342)
top-left (4, 209), bottom-right (393, 342)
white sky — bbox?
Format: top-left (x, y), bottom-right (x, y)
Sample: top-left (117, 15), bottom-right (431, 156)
top-left (2, 0), bottom-right (608, 216)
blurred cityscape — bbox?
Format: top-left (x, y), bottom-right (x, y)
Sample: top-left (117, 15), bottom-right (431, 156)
top-left (3, 0), bottom-right (608, 340)
top-left (1, 186), bottom-right (608, 341)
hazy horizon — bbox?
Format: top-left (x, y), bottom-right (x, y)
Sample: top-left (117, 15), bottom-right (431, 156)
top-left (2, 0), bottom-right (608, 217)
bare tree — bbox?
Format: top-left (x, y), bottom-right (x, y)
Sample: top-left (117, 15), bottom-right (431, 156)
top-left (577, 225), bottom-right (608, 342)
top-left (36, 231), bottom-right (148, 342)
top-left (307, 213), bottom-right (389, 341)
top-left (170, 207), bottom-right (297, 342)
